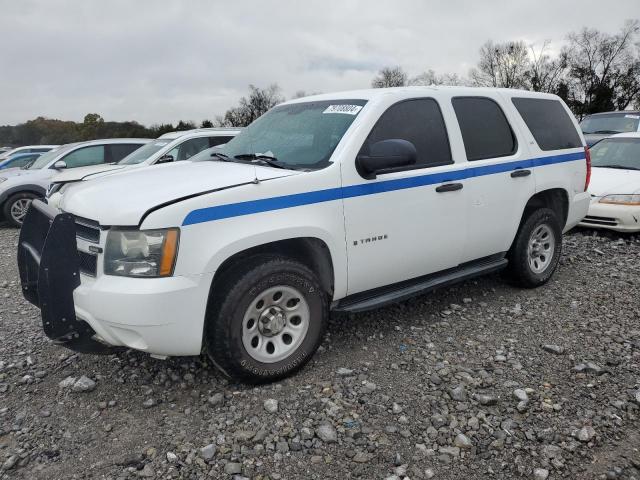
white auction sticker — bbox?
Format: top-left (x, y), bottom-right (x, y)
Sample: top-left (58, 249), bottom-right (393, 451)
top-left (624, 114), bottom-right (640, 119)
top-left (323, 104), bottom-right (363, 115)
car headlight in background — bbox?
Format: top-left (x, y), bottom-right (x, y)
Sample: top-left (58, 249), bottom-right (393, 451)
top-left (104, 228), bottom-right (179, 277)
top-left (599, 194), bottom-right (640, 206)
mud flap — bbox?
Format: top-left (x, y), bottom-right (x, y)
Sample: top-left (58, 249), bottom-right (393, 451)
top-left (18, 200), bottom-right (115, 353)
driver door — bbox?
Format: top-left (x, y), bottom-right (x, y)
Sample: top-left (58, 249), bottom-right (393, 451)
top-left (342, 98), bottom-right (468, 295)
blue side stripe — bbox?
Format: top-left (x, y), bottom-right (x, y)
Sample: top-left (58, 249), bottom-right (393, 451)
top-left (182, 151), bottom-right (585, 226)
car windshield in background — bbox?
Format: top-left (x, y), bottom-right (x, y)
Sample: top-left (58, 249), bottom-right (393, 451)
top-left (590, 137), bottom-right (640, 170)
top-left (27, 144), bottom-right (76, 169)
top-left (118, 139), bottom-right (172, 165)
top-left (580, 114), bottom-right (640, 134)
top-left (219, 99), bottom-right (367, 170)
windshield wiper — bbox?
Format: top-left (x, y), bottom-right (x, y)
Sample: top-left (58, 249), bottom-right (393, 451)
top-left (234, 153), bottom-right (288, 170)
top-left (209, 152), bottom-right (232, 162)
top-left (594, 164), bottom-right (640, 170)
top-left (593, 130), bottom-right (621, 134)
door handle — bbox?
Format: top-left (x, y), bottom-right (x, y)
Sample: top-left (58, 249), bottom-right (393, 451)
top-left (510, 169), bottom-right (531, 178)
top-left (435, 183), bottom-right (463, 193)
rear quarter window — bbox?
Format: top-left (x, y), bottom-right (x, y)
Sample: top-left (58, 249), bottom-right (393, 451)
top-left (452, 97), bottom-right (517, 161)
top-left (512, 98), bottom-right (582, 151)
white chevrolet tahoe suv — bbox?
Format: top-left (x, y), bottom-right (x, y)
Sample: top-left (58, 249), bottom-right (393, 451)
top-left (18, 87), bottom-right (591, 383)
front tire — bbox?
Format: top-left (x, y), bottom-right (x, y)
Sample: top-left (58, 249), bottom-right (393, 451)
top-left (505, 207), bottom-right (562, 288)
top-left (204, 256), bottom-right (328, 383)
top-left (3, 192), bottom-right (38, 227)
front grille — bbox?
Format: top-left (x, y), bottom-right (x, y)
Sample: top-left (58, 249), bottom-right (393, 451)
top-left (73, 216), bottom-right (101, 243)
top-left (583, 215), bottom-right (618, 226)
top-left (78, 251), bottom-right (97, 276)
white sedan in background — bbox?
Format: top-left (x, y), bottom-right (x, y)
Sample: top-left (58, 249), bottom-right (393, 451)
top-left (580, 133), bottom-right (640, 232)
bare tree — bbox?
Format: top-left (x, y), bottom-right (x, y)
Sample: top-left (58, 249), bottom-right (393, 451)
top-left (564, 20), bottom-right (640, 116)
top-left (528, 41), bottom-right (568, 93)
top-left (470, 40), bottom-right (531, 89)
top-left (371, 66), bottom-right (407, 88)
top-left (217, 84), bottom-right (284, 127)
top-left (409, 69), bottom-right (469, 86)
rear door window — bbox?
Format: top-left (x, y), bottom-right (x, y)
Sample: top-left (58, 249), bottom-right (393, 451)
top-left (209, 136), bottom-right (234, 147)
top-left (360, 98), bottom-right (452, 171)
top-left (108, 143), bottom-right (144, 162)
top-left (61, 145), bottom-right (106, 168)
top-left (452, 97), bottom-right (517, 161)
top-left (512, 98), bottom-right (581, 150)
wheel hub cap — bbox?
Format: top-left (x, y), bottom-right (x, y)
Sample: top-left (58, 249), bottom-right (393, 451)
top-left (241, 285), bottom-right (310, 364)
top-left (527, 224), bottom-right (555, 274)
top-left (258, 306), bottom-right (286, 336)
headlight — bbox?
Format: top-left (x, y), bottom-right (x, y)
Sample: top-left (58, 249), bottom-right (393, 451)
top-left (599, 194), bottom-right (640, 205)
top-left (104, 228), bottom-right (179, 278)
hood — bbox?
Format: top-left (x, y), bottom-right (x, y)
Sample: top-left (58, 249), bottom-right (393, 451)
top-left (589, 167), bottom-right (640, 197)
top-left (60, 161), bottom-right (299, 225)
top-left (51, 163), bottom-right (129, 183)
top-left (584, 133), bottom-right (610, 147)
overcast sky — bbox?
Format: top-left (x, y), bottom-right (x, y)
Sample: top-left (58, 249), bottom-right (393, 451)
top-left (1, 0), bottom-right (637, 126)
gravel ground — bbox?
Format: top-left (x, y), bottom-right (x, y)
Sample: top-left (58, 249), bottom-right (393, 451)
top-left (1, 223), bottom-right (639, 480)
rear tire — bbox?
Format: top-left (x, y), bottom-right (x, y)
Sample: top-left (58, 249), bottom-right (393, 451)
top-left (505, 208), bottom-right (562, 288)
top-left (204, 256), bottom-right (328, 383)
top-left (3, 192), bottom-right (38, 228)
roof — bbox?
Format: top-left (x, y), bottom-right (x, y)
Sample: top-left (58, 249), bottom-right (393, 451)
top-left (585, 111), bottom-right (640, 117)
top-left (610, 132), bottom-right (640, 138)
top-left (158, 127), bottom-right (243, 140)
top-left (284, 86), bottom-right (556, 105)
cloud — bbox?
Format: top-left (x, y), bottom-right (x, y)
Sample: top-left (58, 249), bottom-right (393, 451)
top-left (0, 0), bottom-right (636, 126)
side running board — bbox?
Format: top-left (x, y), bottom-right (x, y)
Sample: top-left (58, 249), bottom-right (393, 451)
top-left (333, 256), bottom-right (508, 313)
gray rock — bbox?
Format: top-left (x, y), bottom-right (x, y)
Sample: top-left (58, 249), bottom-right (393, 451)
top-left (352, 452), bottom-right (371, 463)
top-left (200, 443), bottom-right (216, 461)
top-left (513, 389), bottom-right (529, 402)
top-left (224, 462), bottom-right (242, 475)
top-left (166, 452), bottom-right (178, 463)
top-left (533, 468), bottom-right (549, 480)
top-left (576, 425), bottom-right (596, 442)
top-left (425, 468), bottom-right (435, 478)
top-left (337, 367), bottom-right (354, 376)
top-left (475, 393), bottom-right (498, 406)
top-left (208, 392), bottom-right (224, 406)
top-left (454, 433), bottom-right (472, 449)
top-left (263, 398), bottom-right (279, 413)
top-left (439, 446), bottom-right (460, 457)
top-left (139, 464), bottom-right (155, 478)
top-left (58, 376), bottom-right (76, 389)
top-left (72, 375), bottom-right (96, 392)
top-left (2, 455), bottom-right (17, 471)
top-left (449, 385), bottom-right (467, 402)
top-left (316, 423), bottom-right (338, 443)
top-left (542, 344), bottom-right (565, 355)
top-left (142, 398), bottom-right (156, 408)
top-left (573, 362), bottom-right (605, 375)
top-left (276, 440), bottom-right (289, 453)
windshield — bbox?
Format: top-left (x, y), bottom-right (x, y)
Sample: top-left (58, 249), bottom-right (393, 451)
top-left (219, 99), bottom-right (367, 169)
top-left (590, 137), bottom-right (640, 170)
top-left (118, 139), bottom-right (173, 165)
top-left (581, 114), bottom-right (640, 134)
top-left (27, 144), bottom-right (77, 169)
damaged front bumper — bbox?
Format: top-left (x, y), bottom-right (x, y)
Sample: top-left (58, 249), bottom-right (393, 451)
top-left (17, 200), bottom-right (116, 353)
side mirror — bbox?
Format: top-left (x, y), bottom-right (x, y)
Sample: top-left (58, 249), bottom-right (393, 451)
top-left (356, 139), bottom-right (417, 179)
top-left (53, 160), bottom-right (67, 169)
top-left (157, 154), bottom-right (174, 164)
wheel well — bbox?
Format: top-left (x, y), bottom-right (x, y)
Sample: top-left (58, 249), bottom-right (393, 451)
top-left (521, 189), bottom-right (569, 229)
top-left (212, 238), bottom-right (335, 296)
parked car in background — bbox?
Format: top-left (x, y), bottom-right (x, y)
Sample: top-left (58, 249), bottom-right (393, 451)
top-left (0, 152), bottom-right (42, 170)
top-left (46, 128), bottom-right (242, 205)
top-left (579, 132), bottom-right (640, 232)
top-left (18, 87), bottom-right (590, 383)
top-left (580, 111), bottom-right (640, 146)
top-left (0, 138), bottom-right (150, 226)
top-left (0, 145), bottom-right (58, 160)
